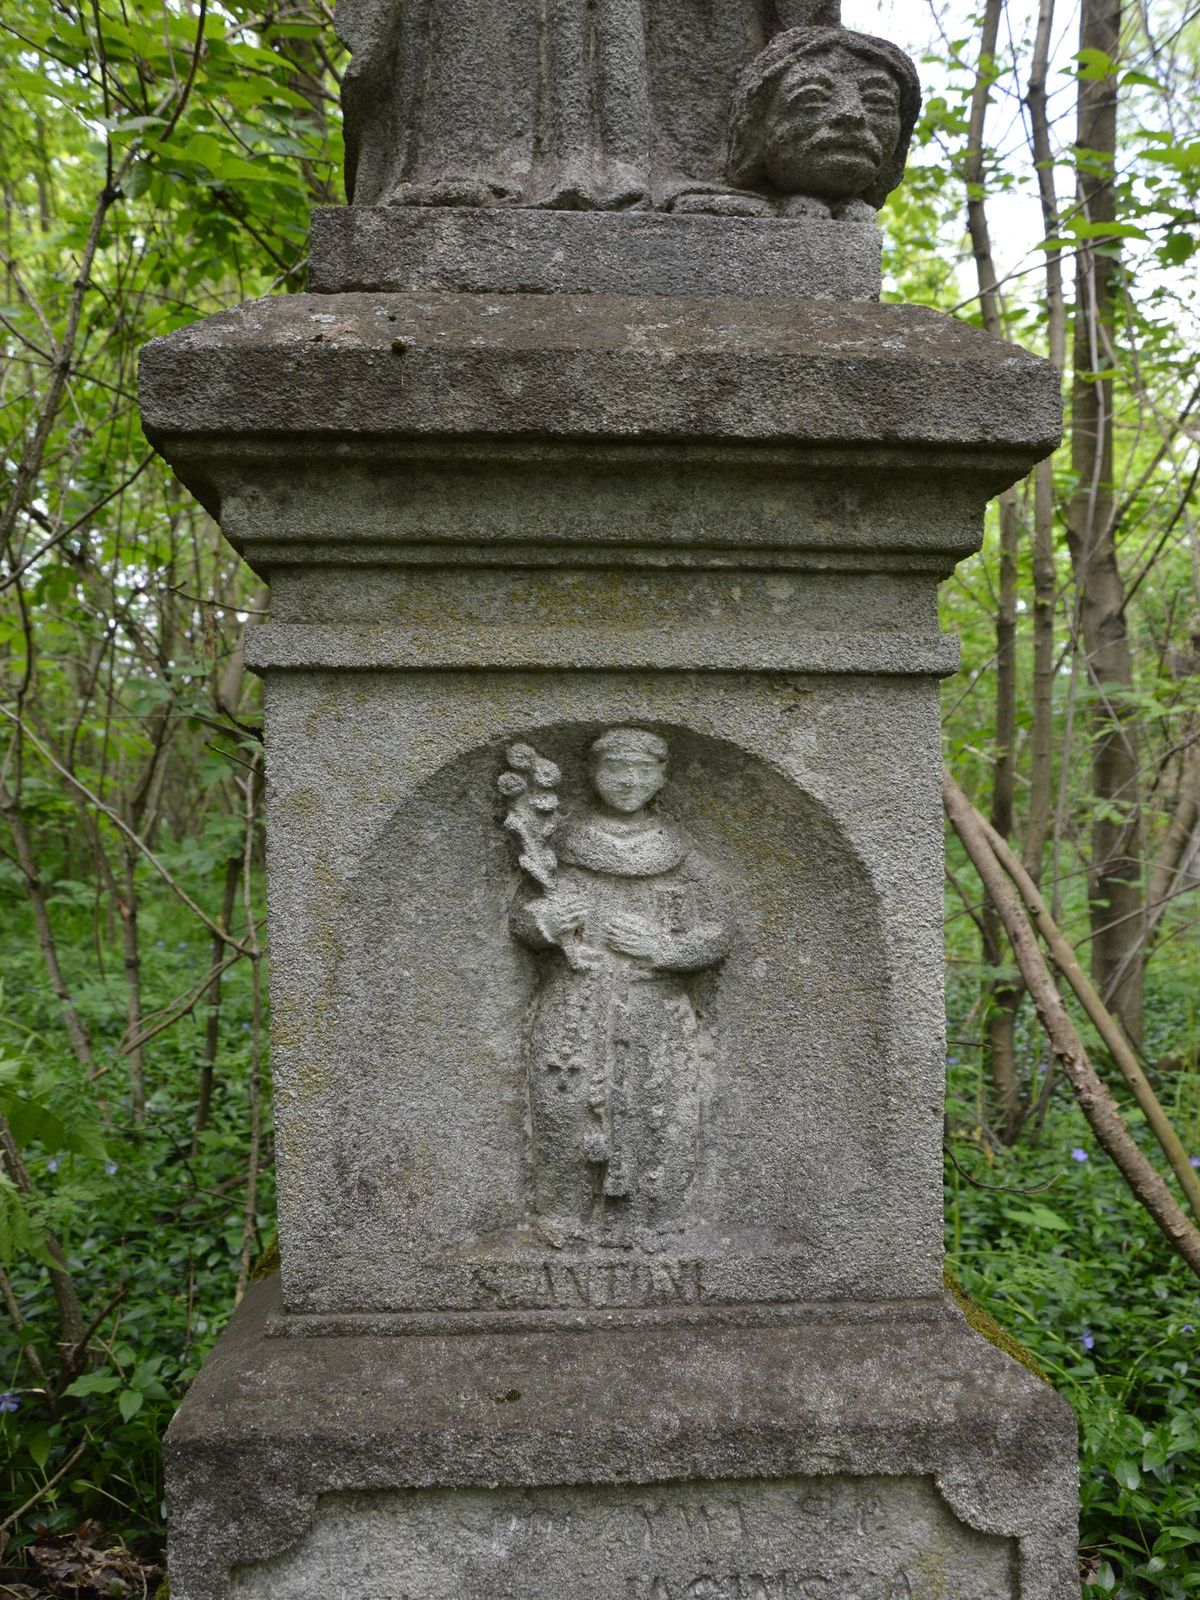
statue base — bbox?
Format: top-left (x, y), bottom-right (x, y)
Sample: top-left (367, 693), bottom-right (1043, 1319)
top-left (307, 205), bottom-right (883, 300)
top-left (165, 1275), bottom-right (1078, 1600)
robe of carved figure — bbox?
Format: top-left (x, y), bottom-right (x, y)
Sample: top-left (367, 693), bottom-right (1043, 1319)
top-left (511, 796), bottom-right (732, 1246)
top-left (338, 0), bottom-right (839, 208)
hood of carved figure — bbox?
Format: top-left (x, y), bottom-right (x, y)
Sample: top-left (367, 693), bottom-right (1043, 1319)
top-left (726, 28), bottom-right (921, 210)
top-left (557, 814), bottom-right (687, 879)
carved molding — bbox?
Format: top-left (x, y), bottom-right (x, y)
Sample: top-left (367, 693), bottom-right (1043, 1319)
top-left (244, 625), bottom-right (961, 677)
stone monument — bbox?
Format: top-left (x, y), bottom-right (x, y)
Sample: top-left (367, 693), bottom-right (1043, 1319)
top-left (139, 0), bottom-right (1081, 1593)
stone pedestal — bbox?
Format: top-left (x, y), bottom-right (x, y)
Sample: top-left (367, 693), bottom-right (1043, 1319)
top-left (140, 210), bottom-right (1078, 1598)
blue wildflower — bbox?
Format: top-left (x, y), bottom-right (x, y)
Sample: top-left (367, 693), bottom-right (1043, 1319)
top-left (46, 1158), bottom-right (58, 1174)
top-left (1183, 1324), bottom-right (1195, 1334)
top-left (1191, 1156), bottom-right (1200, 1170)
top-left (1071, 1148), bottom-right (1088, 1162)
top-left (0, 1394), bottom-right (19, 1413)
top-left (104, 1161), bottom-right (118, 1176)
top-left (1079, 1329), bottom-right (1095, 1351)
top-left (947, 1056), bottom-right (959, 1065)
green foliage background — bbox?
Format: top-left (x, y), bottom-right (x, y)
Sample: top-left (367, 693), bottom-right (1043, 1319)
top-left (0, 1), bottom-right (1198, 1596)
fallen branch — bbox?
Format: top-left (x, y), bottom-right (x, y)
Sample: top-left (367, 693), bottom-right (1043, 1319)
top-left (943, 767), bottom-right (1200, 1281)
top-left (115, 951), bottom-right (244, 1059)
top-left (0, 1439), bottom-right (87, 1537)
top-left (974, 798), bottom-right (1200, 1224)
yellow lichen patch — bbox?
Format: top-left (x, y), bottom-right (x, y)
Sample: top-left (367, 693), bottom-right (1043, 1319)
top-left (944, 1264), bottom-right (1051, 1385)
top-left (293, 1052), bottom-right (335, 1104)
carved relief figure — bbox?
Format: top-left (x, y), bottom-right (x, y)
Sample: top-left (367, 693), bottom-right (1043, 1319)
top-left (501, 730), bottom-right (732, 1245)
top-left (335, 0), bottom-right (847, 212)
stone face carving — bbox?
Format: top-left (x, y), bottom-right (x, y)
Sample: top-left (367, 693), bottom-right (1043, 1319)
top-left (719, 27), bottom-right (922, 218)
top-left (334, 0), bottom-right (919, 217)
top-left (505, 729), bottom-right (732, 1245)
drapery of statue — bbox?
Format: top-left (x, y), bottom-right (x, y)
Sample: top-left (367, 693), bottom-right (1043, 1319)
top-left (336, 0), bottom-right (921, 218)
top-left (500, 730), bottom-right (732, 1247)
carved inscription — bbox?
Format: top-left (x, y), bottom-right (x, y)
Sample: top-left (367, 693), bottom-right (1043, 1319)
top-left (504, 730), bottom-right (732, 1248)
top-left (626, 1577), bottom-right (916, 1600)
top-left (469, 1256), bottom-right (704, 1310)
top-left (232, 1477), bottom-right (1017, 1600)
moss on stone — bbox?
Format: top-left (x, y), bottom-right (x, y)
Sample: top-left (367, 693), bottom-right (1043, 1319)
top-left (250, 1234), bottom-right (281, 1282)
top-left (152, 1577), bottom-right (169, 1600)
top-left (944, 1264), bottom-right (1050, 1385)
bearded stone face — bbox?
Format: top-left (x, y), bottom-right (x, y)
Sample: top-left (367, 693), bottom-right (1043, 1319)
top-left (760, 44), bottom-right (902, 201)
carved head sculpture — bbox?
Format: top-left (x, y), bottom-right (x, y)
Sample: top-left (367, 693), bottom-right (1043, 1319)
top-left (726, 27), bottom-right (921, 210)
top-left (588, 728), bottom-right (668, 815)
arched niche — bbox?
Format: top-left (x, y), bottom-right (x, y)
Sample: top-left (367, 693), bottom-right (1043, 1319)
top-left (338, 723), bottom-right (892, 1309)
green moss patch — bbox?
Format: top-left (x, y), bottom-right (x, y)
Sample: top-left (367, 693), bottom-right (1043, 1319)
top-left (944, 1264), bottom-right (1050, 1385)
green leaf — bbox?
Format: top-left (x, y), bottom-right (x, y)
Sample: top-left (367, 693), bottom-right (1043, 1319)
top-left (117, 1389), bottom-right (144, 1422)
top-left (1075, 47), bottom-right (1118, 80)
top-left (1160, 233), bottom-right (1196, 266)
top-left (1068, 219), bottom-right (1149, 241)
top-left (1120, 69), bottom-right (1162, 91)
top-left (1002, 1205), bottom-right (1072, 1232)
top-left (63, 1372), bottom-right (121, 1398)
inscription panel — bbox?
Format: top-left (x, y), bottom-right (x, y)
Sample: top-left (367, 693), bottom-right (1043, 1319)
top-left (232, 1475), bottom-right (1015, 1600)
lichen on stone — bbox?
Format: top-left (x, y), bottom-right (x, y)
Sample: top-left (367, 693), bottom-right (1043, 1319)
top-left (944, 1264), bottom-right (1050, 1385)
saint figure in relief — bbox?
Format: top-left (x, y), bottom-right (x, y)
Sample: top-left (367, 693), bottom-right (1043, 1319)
top-left (504, 730), bottom-right (733, 1246)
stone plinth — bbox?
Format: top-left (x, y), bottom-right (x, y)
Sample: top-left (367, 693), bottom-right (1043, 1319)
top-left (140, 212), bottom-right (1078, 1598)
top-left (169, 1278), bottom-right (1077, 1600)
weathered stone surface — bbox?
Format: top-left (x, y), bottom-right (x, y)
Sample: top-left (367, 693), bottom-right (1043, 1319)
top-left (721, 26), bottom-right (921, 217)
top-left (338, 0), bottom-right (844, 211)
top-left (232, 1477), bottom-right (1012, 1599)
top-left (258, 683), bottom-right (947, 1315)
top-left (138, 293), bottom-right (1062, 457)
top-left (307, 207), bottom-right (883, 298)
top-left (142, 18), bottom-right (1080, 1572)
top-left (241, 623), bottom-right (958, 674)
top-left (135, 315), bottom-right (1059, 1323)
top-left (144, 440), bottom-right (1039, 574)
top-left (164, 1276), bottom-right (1079, 1600)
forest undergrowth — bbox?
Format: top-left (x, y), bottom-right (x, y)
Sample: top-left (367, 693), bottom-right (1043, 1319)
top-left (945, 967), bottom-right (1200, 1600)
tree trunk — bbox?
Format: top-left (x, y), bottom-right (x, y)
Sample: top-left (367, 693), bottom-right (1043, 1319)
top-left (1, 792), bottom-right (96, 1073)
top-left (1066, 0), bottom-right (1145, 1041)
top-left (1146, 742), bottom-right (1200, 933)
top-left (119, 851), bottom-right (145, 1125)
top-left (963, 0), bottom-right (1026, 1136)
top-left (943, 770), bottom-right (1200, 1280)
top-left (1023, 0), bottom-right (1066, 881)
top-left (193, 854), bottom-right (243, 1153)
